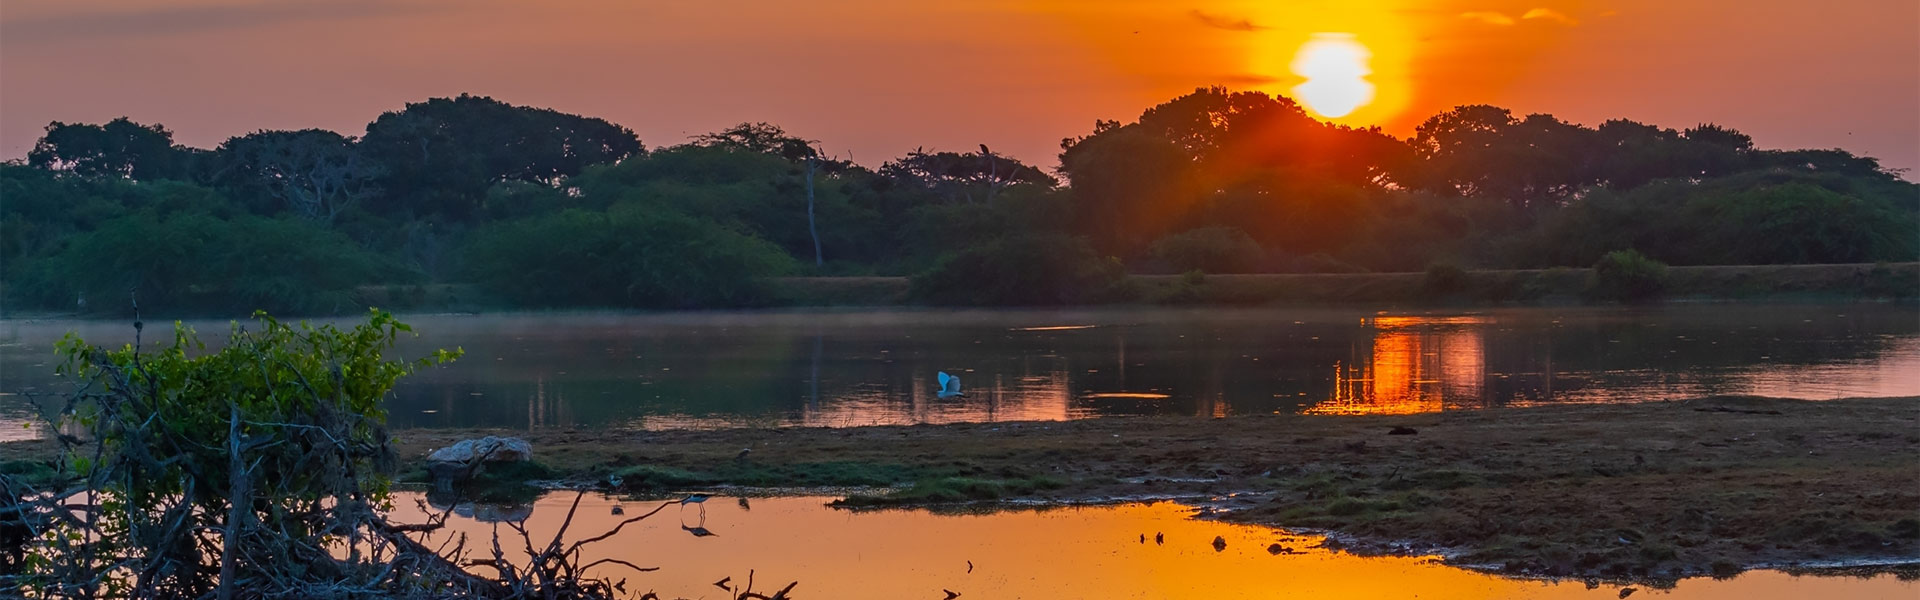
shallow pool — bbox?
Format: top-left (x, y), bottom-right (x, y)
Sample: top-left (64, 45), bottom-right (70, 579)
top-left (388, 491), bottom-right (1916, 599)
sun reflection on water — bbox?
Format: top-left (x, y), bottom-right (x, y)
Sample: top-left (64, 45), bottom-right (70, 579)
top-left (1307, 315), bottom-right (1490, 415)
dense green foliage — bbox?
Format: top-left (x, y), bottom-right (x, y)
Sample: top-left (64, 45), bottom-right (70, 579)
top-left (27, 312), bottom-right (461, 596)
top-left (1589, 250), bottom-right (1671, 302)
top-left (1522, 171), bottom-right (1919, 266)
top-left (1421, 263), bottom-right (1472, 298)
top-left (2, 166), bottom-right (400, 314)
top-left (55, 311), bottom-right (453, 501)
top-left (464, 207), bottom-right (796, 308)
top-left (1148, 227), bottom-right (1266, 273)
top-left (4, 88), bottom-right (1913, 315)
top-left (910, 235), bottom-right (1130, 305)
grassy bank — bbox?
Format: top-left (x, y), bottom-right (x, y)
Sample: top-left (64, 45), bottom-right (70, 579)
top-left (346, 263), bottom-right (1920, 314)
top-left (384, 262), bottom-right (1920, 312)
top-left (777, 262), bottom-right (1918, 307)
top-left (358, 396), bottom-right (1920, 582)
top-left (12, 263), bottom-right (1907, 320)
top-left (1140, 262), bottom-right (1920, 305)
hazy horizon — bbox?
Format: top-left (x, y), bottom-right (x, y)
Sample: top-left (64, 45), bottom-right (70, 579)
top-left (3, 0), bottom-right (1916, 175)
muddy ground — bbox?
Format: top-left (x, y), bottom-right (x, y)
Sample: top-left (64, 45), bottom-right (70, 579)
top-left (372, 395), bottom-right (1920, 582)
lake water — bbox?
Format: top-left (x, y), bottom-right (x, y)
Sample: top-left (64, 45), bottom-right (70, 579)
top-left (2, 304), bottom-right (1915, 436)
top-left (391, 491), bottom-right (1918, 600)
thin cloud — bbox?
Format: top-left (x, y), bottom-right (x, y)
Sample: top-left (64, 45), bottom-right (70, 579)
top-left (0, 1), bottom-right (455, 43)
top-left (1459, 11), bottom-right (1517, 26)
top-left (1522, 8), bottom-right (1580, 26)
top-left (1189, 9), bottom-right (1267, 32)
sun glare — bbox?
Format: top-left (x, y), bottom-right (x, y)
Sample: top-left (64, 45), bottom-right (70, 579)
top-left (1291, 33), bottom-right (1374, 119)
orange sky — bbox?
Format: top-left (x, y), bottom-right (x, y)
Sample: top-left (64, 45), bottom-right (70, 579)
top-left (2, 0), bottom-right (1916, 175)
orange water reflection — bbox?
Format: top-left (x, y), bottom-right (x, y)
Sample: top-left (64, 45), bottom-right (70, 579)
top-left (7, 307), bottom-right (1917, 433)
top-left (392, 493), bottom-right (1916, 600)
top-left (1307, 315), bottom-right (1490, 415)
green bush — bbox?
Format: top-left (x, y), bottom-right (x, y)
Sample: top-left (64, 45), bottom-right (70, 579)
top-left (1527, 171), bottom-right (1919, 267)
top-left (464, 206), bottom-right (798, 308)
top-left (36, 311), bottom-right (459, 594)
top-left (1289, 252), bottom-right (1370, 273)
top-left (1149, 269), bottom-right (1210, 305)
top-left (14, 211), bottom-right (403, 315)
top-left (1148, 227), bottom-right (1265, 273)
top-left (1860, 263), bottom-right (1919, 299)
top-left (1421, 262), bottom-right (1471, 298)
top-left (910, 234), bottom-right (1132, 305)
top-left (1590, 249), bottom-right (1669, 302)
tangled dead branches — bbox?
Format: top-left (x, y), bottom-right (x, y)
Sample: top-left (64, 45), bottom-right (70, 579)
top-left (0, 309), bottom-right (793, 600)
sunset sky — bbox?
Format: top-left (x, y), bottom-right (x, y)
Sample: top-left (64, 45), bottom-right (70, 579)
top-left (3, 0), bottom-right (1916, 174)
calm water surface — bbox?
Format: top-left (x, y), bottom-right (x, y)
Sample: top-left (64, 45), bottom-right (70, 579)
top-left (391, 491), bottom-right (1917, 600)
top-left (2, 304), bottom-right (1915, 435)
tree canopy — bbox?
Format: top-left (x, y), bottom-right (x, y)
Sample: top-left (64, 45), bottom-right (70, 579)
top-left (28, 118), bottom-right (191, 180)
top-left (5, 88), bottom-right (1912, 315)
top-left (360, 94), bottom-right (643, 220)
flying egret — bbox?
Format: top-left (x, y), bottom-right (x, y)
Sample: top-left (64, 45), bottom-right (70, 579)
top-left (937, 371), bottom-right (967, 398)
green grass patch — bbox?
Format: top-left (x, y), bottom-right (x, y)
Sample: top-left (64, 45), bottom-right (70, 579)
top-left (449, 461), bottom-right (559, 504)
top-left (832, 476), bottom-right (1067, 507)
top-left (0, 459), bottom-right (57, 486)
top-left (714, 461), bottom-right (929, 488)
top-left (1380, 469), bottom-right (1481, 491)
top-left (611, 465), bottom-right (720, 491)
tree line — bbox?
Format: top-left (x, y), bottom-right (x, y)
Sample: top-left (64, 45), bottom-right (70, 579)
top-left (4, 88), bottom-right (1914, 313)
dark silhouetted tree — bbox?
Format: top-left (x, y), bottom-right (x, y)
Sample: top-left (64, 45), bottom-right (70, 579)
top-left (1059, 122), bottom-right (1195, 252)
top-left (27, 118), bottom-right (188, 180)
top-left (360, 94), bottom-right (642, 220)
top-left (212, 129), bottom-right (381, 223)
top-left (880, 147), bottom-right (1056, 204)
top-left (691, 122), bottom-right (839, 166)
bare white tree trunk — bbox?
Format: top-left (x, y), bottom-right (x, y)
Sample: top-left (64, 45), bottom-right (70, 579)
top-left (218, 403), bottom-right (249, 600)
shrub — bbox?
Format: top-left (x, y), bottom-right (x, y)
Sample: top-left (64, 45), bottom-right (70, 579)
top-left (1149, 269), bottom-right (1210, 305)
top-left (1860, 263), bottom-right (1919, 299)
top-left (1589, 249), bottom-right (1669, 302)
top-left (910, 234), bottom-right (1132, 305)
top-left (16, 211), bottom-right (404, 315)
top-left (30, 311), bottom-right (461, 595)
top-left (1526, 171), bottom-right (1919, 267)
top-left (1421, 262), bottom-right (1471, 298)
top-left (465, 207), bottom-right (798, 308)
top-left (1288, 252), bottom-right (1369, 273)
top-left (1148, 227), bottom-right (1265, 273)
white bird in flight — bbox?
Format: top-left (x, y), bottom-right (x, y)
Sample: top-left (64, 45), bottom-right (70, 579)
top-left (938, 371), bottom-right (967, 398)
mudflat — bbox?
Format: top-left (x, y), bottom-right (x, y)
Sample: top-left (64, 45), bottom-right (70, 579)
top-left (383, 395), bottom-right (1920, 582)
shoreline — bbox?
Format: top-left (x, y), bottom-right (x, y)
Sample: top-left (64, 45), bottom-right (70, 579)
top-left (363, 395), bottom-right (1920, 583)
top-left (399, 485), bottom-right (1920, 590)
top-left (4, 262), bottom-right (1912, 320)
top-left (4, 396), bottom-right (1914, 583)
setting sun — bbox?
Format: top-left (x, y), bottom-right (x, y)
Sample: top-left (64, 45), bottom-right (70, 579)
top-left (1291, 33), bottom-right (1374, 118)
top-left (3, 3), bottom-right (1919, 598)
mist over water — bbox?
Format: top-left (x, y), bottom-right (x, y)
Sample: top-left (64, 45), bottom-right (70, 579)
top-left (5, 304), bottom-right (1912, 436)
